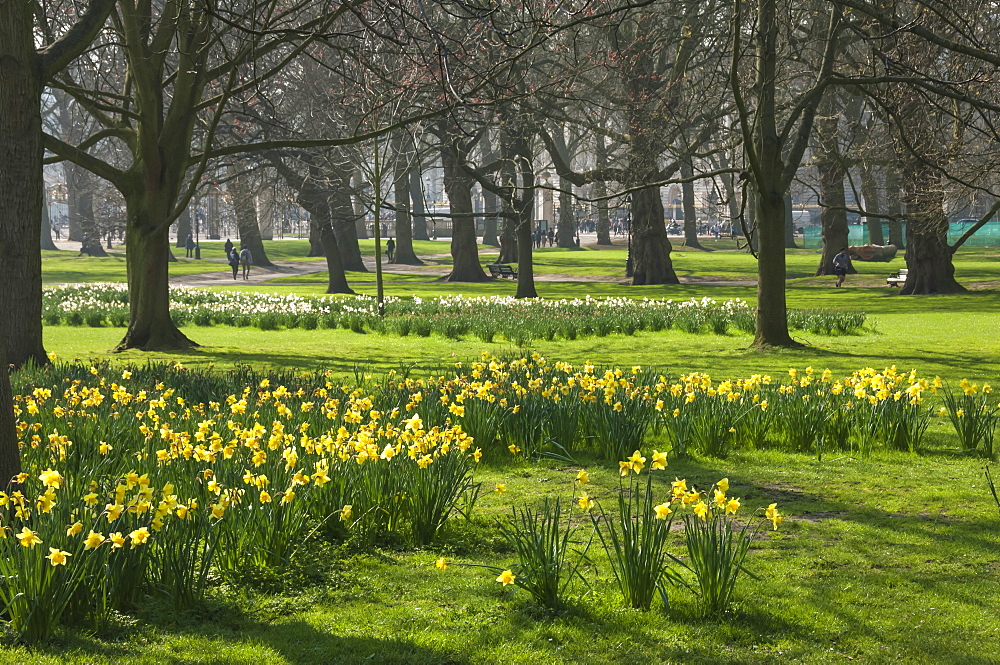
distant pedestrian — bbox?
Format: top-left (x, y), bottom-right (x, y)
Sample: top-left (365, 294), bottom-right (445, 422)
top-left (386, 238), bottom-right (396, 262)
top-left (185, 234), bottom-right (195, 258)
top-left (224, 238), bottom-right (233, 258)
top-left (228, 249), bottom-right (240, 279)
top-left (240, 246), bottom-right (252, 280)
top-left (53, 224), bottom-right (61, 240)
top-left (833, 247), bottom-right (850, 287)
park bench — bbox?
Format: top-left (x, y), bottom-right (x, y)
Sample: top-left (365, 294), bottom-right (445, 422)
top-left (886, 268), bottom-right (908, 287)
top-left (488, 263), bottom-right (518, 279)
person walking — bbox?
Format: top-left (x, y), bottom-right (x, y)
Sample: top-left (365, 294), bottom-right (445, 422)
top-left (240, 246), bottom-right (252, 280)
top-left (228, 249), bottom-right (240, 279)
top-left (386, 237), bottom-right (396, 263)
top-left (224, 238), bottom-right (233, 258)
top-left (184, 234), bottom-right (195, 258)
top-left (833, 247), bottom-right (851, 287)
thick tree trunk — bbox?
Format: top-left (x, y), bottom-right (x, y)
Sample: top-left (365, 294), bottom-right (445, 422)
top-left (899, 164), bottom-right (964, 294)
top-left (230, 171), bottom-right (274, 267)
top-left (630, 185), bottom-right (679, 284)
top-left (308, 214), bottom-right (324, 256)
top-left (557, 176), bottom-right (576, 248)
top-left (441, 125), bottom-right (488, 282)
top-left (755, 190), bottom-right (797, 346)
top-left (117, 208), bottom-right (195, 350)
top-left (681, 157), bottom-right (703, 249)
top-left (860, 162), bottom-right (885, 245)
top-left (0, 5), bottom-right (48, 369)
top-left (482, 191), bottom-right (500, 248)
top-left (332, 183), bottom-right (366, 272)
top-left (319, 219), bottom-right (354, 294)
top-left (392, 157), bottom-right (422, 265)
top-left (410, 165), bottom-right (429, 241)
top-left (814, 113), bottom-right (851, 276)
top-left (498, 210), bottom-right (518, 263)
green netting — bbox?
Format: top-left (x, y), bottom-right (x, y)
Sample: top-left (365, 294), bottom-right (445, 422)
top-left (802, 221), bottom-right (1000, 249)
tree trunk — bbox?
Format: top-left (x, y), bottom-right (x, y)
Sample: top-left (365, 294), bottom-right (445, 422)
top-left (860, 162), bottom-right (885, 245)
top-left (784, 193), bottom-right (797, 248)
top-left (307, 213), bottom-right (324, 256)
top-left (557, 176), bottom-right (576, 248)
top-left (392, 154), bottom-right (422, 265)
top-left (441, 124), bottom-right (488, 282)
top-left (410, 164), bottom-right (429, 241)
top-left (899, 163), bottom-right (964, 294)
top-left (176, 206), bottom-right (192, 248)
top-left (41, 189), bottom-right (58, 251)
top-left (595, 134), bottom-right (612, 245)
top-left (117, 208), bottom-right (195, 350)
top-left (319, 218), bottom-right (354, 294)
top-left (351, 171), bottom-right (369, 239)
top-left (630, 185), bottom-right (679, 284)
top-left (884, 164), bottom-right (905, 248)
top-left (230, 171), bottom-right (274, 267)
top-left (0, 2), bottom-right (48, 369)
top-left (814, 111), bottom-right (851, 276)
top-left (681, 157), bottom-right (703, 249)
top-left (332, 182), bottom-right (366, 272)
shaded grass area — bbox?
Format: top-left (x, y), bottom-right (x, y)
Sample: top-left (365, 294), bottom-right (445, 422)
top-left (6, 449), bottom-right (999, 664)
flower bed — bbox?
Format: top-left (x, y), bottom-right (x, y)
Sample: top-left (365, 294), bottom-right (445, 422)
top-left (42, 284), bottom-right (867, 339)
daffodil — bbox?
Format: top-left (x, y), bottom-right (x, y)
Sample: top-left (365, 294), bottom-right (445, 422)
top-left (66, 521), bottom-right (83, 537)
top-left (693, 501), bottom-right (708, 521)
top-left (16, 527), bottom-right (41, 548)
top-left (627, 450), bottom-right (646, 473)
top-left (46, 547), bottom-right (71, 566)
top-left (129, 527), bottom-right (150, 548)
top-left (494, 483), bottom-right (507, 494)
top-left (84, 530), bottom-right (105, 550)
top-left (725, 497), bottom-right (741, 515)
top-left (651, 450), bottom-right (667, 470)
top-left (576, 469), bottom-right (589, 484)
top-left (654, 502), bottom-right (672, 519)
top-left (435, 557), bottom-right (448, 570)
top-left (578, 492), bottom-right (595, 511)
top-left (717, 478), bottom-right (729, 493)
top-left (340, 504), bottom-right (353, 522)
top-left (39, 468), bottom-right (65, 489)
top-left (496, 569), bottom-right (516, 586)
top-left (766, 503), bottom-right (783, 530)
top-left (110, 532), bottom-right (126, 549)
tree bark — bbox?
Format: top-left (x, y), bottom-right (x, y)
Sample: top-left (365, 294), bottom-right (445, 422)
top-left (0, 2), bottom-right (48, 368)
top-left (332, 180), bottom-right (366, 272)
top-left (814, 111), bottom-right (850, 276)
top-left (117, 204), bottom-right (195, 351)
top-left (410, 164), bottom-right (429, 241)
top-left (440, 122), bottom-right (488, 282)
top-left (176, 206), bottom-right (192, 248)
top-left (884, 164), bottom-right (905, 249)
top-left (351, 171), bottom-right (369, 239)
top-left (899, 163), bottom-right (964, 294)
top-left (557, 176), bottom-right (576, 248)
top-left (630, 185), bottom-right (679, 284)
top-left (230, 170), bottom-right (274, 267)
top-left (41, 189), bottom-right (58, 251)
top-left (391, 148), bottom-right (422, 265)
top-left (595, 133), bottom-right (612, 245)
top-left (681, 157), bottom-right (703, 249)
top-left (860, 162), bottom-right (885, 245)
top-left (784, 193), bottom-right (797, 248)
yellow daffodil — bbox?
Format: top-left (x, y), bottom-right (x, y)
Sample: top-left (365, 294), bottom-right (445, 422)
top-left (110, 532), bottom-right (126, 549)
top-left (129, 527), bottom-right (150, 548)
top-left (66, 521), bottom-right (83, 537)
top-left (578, 493), bottom-right (595, 511)
top-left (435, 557), bottom-right (448, 570)
top-left (494, 483), bottom-right (506, 494)
top-left (693, 501), bottom-right (709, 521)
top-left (16, 527), bottom-right (41, 548)
top-left (717, 478), bottom-right (729, 493)
top-left (39, 468), bottom-right (64, 489)
top-left (651, 450), bottom-right (667, 470)
top-left (627, 450), bottom-right (646, 474)
top-left (576, 469), bottom-right (589, 484)
top-left (654, 502), bottom-right (672, 519)
top-left (496, 569), bottom-right (516, 586)
top-left (340, 504), bottom-right (353, 522)
top-left (766, 503), bottom-right (783, 530)
top-left (84, 530), bottom-right (105, 550)
top-left (725, 497), bottom-right (741, 515)
top-left (46, 547), bottom-right (71, 566)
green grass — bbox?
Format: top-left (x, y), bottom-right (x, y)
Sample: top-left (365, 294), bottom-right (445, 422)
top-left (6, 449), bottom-right (999, 664)
top-left (19, 235), bottom-right (1000, 663)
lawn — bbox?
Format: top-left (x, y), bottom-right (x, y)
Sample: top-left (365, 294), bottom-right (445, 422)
top-left (16, 238), bottom-right (1000, 663)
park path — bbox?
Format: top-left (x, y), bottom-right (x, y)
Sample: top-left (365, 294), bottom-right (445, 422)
top-left (50, 237), bottom-right (758, 288)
